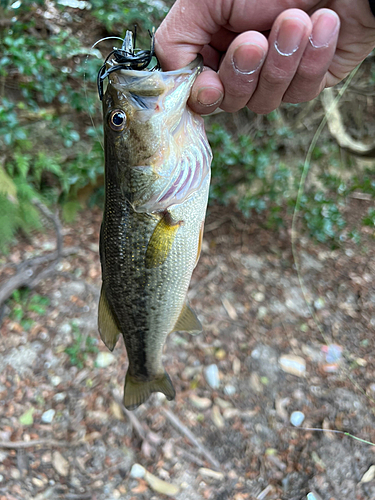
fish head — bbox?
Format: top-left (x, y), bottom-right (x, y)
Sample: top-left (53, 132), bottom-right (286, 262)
top-left (102, 56), bottom-right (211, 210)
top-left (103, 56), bottom-right (202, 168)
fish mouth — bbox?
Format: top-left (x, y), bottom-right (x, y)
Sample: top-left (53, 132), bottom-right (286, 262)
top-left (97, 27), bottom-right (203, 100)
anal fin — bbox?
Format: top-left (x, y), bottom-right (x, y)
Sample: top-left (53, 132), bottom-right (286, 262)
top-left (123, 371), bottom-right (175, 410)
top-left (145, 211), bottom-right (183, 269)
top-left (98, 286), bottom-right (120, 351)
top-left (173, 302), bottom-right (202, 336)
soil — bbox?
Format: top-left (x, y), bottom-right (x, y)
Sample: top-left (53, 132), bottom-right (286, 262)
top-left (1, 199), bottom-right (375, 500)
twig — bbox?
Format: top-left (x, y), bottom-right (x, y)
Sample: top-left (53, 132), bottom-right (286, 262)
top-left (161, 407), bottom-right (221, 470)
top-left (0, 439), bottom-right (74, 449)
top-left (111, 391), bottom-right (146, 441)
top-left (0, 200), bottom-right (73, 305)
top-left (175, 445), bottom-right (206, 467)
top-left (321, 87), bottom-right (375, 157)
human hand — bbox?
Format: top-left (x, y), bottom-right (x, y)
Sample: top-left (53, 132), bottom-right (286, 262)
top-left (155, 0), bottom-right (375, 114)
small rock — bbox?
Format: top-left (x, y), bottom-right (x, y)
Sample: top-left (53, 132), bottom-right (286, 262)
top-left (279, 355), bottom-right (306, 377)
top-left (249, 372), bottom-right (263, 393)
top-left (53, 392), bottom-right (66, 402)
top-left (204, 364), bottom-right (220, 389)
top-left (32, 477), bottom-right (45, 488)
top-left (52, 451), bottom-right (69, 476)
top-left (199, 468), bottom-right (225, 482)
top-left (356, 357), bottom-right (367, 367)
top-left (314, 297), bottom-right (325, 310)
top-left (112, 489), bottom-right (121, 499)
top-left (95, 352), bottom-right (116, 368)
top-left (130, 463), bottom-right (146, 478)
top-left (360, 465), bottom-right (375, 483)
top-left (232, 357), bottom-right (241, 375)
top-left (144, 469), bottom-right (180, 496)
top-left (0, 474), bottom-right (3, 482)
top-left (322, 344), bottom-right (342, 363)
top-left (223, 384), bottom-right (236, 396)
top-left (10, 468), bottom-right (21, 479)
top-left (189, 394), bottom-right (212, 410)
top-left (254, 292), bottom-right (265, 302)
top-left (223, 408), bottom-right (240, 419)
top-left (214, 397), bottom-right (233, 409)
top-left (51, 376), bottom-right (62, 387)
top-left (58, 323), bottom-right (72, 336)
top-left (211, 405), bottom-right (225, 428)
top-left (215, 348), bottom-right (226, 360)
top-left (290, 411), bottom-right (305, 427)
top-left (41, 452), bottom-right (52, 463)
top-left (258, 306), bottom-right (268, 318)
top-left (41, 409), bottom-right (55, 424)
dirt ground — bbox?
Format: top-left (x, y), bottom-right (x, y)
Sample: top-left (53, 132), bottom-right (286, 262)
top-left (1, 199), bottom-right (375, 500)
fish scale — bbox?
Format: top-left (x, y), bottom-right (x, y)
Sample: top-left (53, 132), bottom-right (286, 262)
top-left (98, 51), bottom-right (212, 410)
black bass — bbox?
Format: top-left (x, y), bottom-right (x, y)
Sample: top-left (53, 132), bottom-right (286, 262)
top-left (97, 33), bottom-right (212, 410)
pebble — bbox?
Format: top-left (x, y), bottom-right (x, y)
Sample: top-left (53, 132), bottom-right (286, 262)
top-left (211, 405), bottom-right (225, 428)
top-left (95, 352), bottom-right (116, 368)
top-left (254, 292), bottom-right (265, 302)
top-left (204, 364), bottom-right (220, 389)
top-left (215, 349), bottom-right (226, 360)
top-left (58, 323), bottom-right (72, 336)
top-left (249, 372), bottom-right (263, 393)
top-left (0, 475), bottom-right (3, 482)
top-left (223, 384), bottom-right (236, 396)
top-left (360, 465), bottom-right (375, 483)
top-left (279, 355), bottom-right (306, 377)
top-left (258, 306), bottom-right (268, 318)
top-left (140, 468), bottom-right (180, 496)
top-left (198, 468), bottom-right (225, 482)
top-left (290, 411), bottom-right (305, 427)
top-left (314, 297), bottom-right (325, 310)
top-left (32, 478), bottom-right (45, 488)
top-left (322, 344), bottom-right (342, 363)
top-left (232, 357), bottom-right (241, 375)
top-left (53, 392), bottom-right (66, 402)
top-left (10, 468), bottom-right (21, 479)
top-left (112, 490), bottom-right (121, 499)
top-left (130, 463), bottom-right (146, 478)
top-left (214, 397), bottom-right (232, 409)
top-left (51, 376), bottom-right (62, 386)
top-left (52, 451), bottom-right (69, 477)
top-left (41, 409), bottom-right (55, 424)
top-left (189, 394), bottom-right (212, 410)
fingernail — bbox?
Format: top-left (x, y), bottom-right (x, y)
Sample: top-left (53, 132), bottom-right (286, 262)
top-left (275, 18), bottom-right (306, 56)
top-left (197, 87), bottom-right (223, 107)
top-left (232, 43), bottom-right (265, 74)
top-left (310, 12), bottom-right (339, 48)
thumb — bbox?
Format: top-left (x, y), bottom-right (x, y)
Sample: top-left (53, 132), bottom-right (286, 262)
top-left (155, 0), bottom-right (217, 71)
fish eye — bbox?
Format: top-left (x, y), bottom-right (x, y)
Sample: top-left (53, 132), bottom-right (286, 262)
top-left (109, 109), bottom-right (127, 131)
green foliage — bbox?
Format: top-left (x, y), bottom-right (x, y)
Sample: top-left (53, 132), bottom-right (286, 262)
top-left (363, 207), bottom-right (375, 227)
top-left (64, 323), bottom-right (98, 369)
top-left (8, 289), bottom-right (50, 331)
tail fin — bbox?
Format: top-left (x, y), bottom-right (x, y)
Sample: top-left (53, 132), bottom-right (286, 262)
top-left (123, 371), bottom-right (175, 411)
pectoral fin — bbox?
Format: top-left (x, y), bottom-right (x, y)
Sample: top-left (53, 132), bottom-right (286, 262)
top-left (173, 302), bottom-right (202, 336)
top-left (145, 212), bottom-right (183, 269)
top-left (123, 371), bottom-right (176, 410)
top-left (98, 286), bottom-right (120, 351)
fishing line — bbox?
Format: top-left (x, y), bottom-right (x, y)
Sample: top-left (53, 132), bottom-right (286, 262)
top-left (293, 427), bottom-right (375, 447)
top-left (291, 62), bottom-right (375, 411)
top-left (83, 36), bottom-right (126, 151)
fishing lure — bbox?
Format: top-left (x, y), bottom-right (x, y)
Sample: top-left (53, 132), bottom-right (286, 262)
top-left (97, 28), bottom-right (160, 100)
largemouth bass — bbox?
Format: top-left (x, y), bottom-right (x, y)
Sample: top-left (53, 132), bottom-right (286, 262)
top-left (97, 33), bottom-right (212, 410)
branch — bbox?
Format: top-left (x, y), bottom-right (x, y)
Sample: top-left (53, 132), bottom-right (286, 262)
top-left (321, 88), bottom-right (375, 158)
top-left (0, 200), bottom-right (77, 305)
top-left (0, 439), bottom-right (73, 449)
top-left (162, 408), bottom-right (221, 470)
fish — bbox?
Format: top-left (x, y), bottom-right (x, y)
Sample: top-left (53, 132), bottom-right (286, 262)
top-left (97, 33), bottom-right (212, 410)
